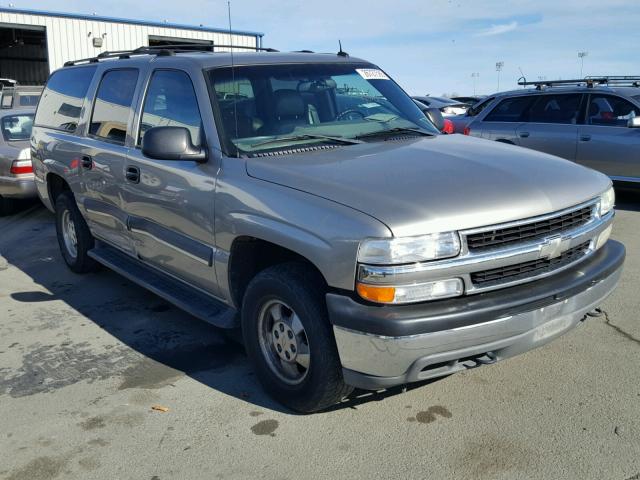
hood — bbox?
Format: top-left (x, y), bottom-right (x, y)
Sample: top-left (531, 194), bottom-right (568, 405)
top-left (246, 134), bottom-right (610, 237)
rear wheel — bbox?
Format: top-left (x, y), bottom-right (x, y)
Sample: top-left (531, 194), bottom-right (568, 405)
top-left (241, 263), bottom-right (352, 412)
top-left (55, 191), bottom-right (98, 273)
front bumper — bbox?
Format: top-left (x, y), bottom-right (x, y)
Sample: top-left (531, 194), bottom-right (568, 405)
top-left (328, 240), bottom-right (625, 390)
top-left (0, 175), bottom-right (37, 199)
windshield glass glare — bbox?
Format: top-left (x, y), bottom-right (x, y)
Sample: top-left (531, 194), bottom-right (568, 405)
top-left (208, 63), bottom-right (438, 155)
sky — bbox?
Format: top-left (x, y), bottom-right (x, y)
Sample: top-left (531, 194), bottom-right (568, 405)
top-left (12, 0), bottom-right (640, 96)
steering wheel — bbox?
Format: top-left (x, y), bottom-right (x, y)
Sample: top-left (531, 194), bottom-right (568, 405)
top-left (336, 109), bottom-right (366, 121)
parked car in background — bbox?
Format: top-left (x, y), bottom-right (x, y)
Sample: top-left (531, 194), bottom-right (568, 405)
top-left (0, 108), bottom-right (36, 215)
top-left (451, 95), bottom-right (486, 105)
top-left (1, 85), bottom-right (43, 110)
top-left (412, 95), bottom-right (468, 116)
top-left (32, 48), bottom-right (623, 412)
top-left (414, 99), bottom-right (454, 133)
top-left (463, 77), bottom-right (640, 185)
top-left (448, 95), bottom-right (497, 134)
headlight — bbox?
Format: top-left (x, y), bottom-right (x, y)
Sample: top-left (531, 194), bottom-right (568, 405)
top-left (357, 232), bottom-right (461, 265)
top-left (599, 186), bottom-right (615, 216)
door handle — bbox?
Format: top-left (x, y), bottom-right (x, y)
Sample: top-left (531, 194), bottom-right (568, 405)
top-left (580, 134), bottom-right (591, 142)
top-left (519, 131), bottom-right (530, 138)
top-left (81, 155), bottom-right (93, 169)
top-left (125, 166), bottom-right (140, 184)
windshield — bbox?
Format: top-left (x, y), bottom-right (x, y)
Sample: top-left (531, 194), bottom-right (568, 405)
top-left (208, 63), bottom-right (438, 156)
top-left (1, 113), bottom-right (33, 141)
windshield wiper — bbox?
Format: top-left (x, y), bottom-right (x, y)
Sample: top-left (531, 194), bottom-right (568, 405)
top-left (250, 134), bottom-right (362, 149)
top-left (355, 127), bottom-right (434, 140)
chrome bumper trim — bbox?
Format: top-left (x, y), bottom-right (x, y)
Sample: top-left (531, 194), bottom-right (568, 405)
top-left (336, 264), bottom-right (621, 380)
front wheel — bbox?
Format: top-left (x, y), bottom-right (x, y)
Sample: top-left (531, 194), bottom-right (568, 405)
top-left (241, 263), bottom-right (352, 412)
top-left (55, 191), bottom-right (98, 273)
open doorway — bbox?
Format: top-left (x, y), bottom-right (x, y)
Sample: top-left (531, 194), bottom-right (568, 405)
top-left (0, 24), bottom-right (48, 85)
top-left (148, 35), bottom-right (213, 51)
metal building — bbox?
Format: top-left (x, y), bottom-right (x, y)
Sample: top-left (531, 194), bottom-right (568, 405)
top-left (0, 7), bottom-right (264, 85)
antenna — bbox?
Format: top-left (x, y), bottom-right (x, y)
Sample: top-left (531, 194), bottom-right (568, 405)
top-left (227, 1), bottom-right (240, 156)
top-left (337, 40), bottom-right (348, 57)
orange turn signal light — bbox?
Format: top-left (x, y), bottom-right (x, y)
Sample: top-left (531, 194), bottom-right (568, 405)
top-left (356, 283), bottom-right (395, 303)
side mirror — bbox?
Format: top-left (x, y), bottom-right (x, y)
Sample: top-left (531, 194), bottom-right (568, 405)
top-left (627, 117), bottom-right (640, 128)
top-left (425, 107), bottom-right (445, 132)
top-left (141, 126), bottom-right (207, 162)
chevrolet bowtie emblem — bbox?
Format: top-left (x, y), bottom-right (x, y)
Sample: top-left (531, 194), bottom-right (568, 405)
top-left (538, 236), bottom-right (570, 260)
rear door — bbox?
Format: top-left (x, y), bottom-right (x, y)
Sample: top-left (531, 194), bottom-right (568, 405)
top-left (515, 93), bottom-right (583, 160)
top-left (123, 68), bottom-right (219, 294)
top-left (576, 93), bottom-right (640, 179)
top-left (474, 95), bottom-right (535, 142)
top-left (79, 68), bottom-right (140, 253)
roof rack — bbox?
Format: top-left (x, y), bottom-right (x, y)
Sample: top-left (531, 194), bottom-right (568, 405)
top-left (518, 76), bottom-right (640, 90)
top-left (63, 43), bottom-right (279, 67)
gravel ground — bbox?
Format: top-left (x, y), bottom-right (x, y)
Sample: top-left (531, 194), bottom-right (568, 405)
top-left (0, 192), bottom-right (638, 480)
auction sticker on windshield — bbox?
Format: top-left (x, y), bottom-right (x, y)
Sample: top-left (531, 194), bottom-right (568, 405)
top-left (356, 68), bottom-right (389, 80)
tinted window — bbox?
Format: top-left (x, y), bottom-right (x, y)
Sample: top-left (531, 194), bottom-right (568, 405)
top-left (139, 70), bottom-right (202, 146)
top-left (1, 114), bottom-right (33, 141)
top-left (34, 66), bottom-right (97, 132)
top-left (527, 94), bottom-right (581, 124)
top-left (484, 96), bottom-right (533, 122)
top-left (89, 69), bottom-right (138, 144)
top-left (19, 94), bottom-right (41, 107)
top-left (588, 95), bottom-right (639, 126)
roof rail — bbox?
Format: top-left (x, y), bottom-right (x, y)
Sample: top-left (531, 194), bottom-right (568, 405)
top-left (518, 76), bottom-right (640, 90)
top-left (63, 43), bottom-right (279, 67)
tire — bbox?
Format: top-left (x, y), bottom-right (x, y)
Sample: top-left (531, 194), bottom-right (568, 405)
top-left (55, 191), bottom-right (98, 273)
top-left (0, 195), bottom-right (15, 216)
top-left (241, 262), bottom-right (353, 413)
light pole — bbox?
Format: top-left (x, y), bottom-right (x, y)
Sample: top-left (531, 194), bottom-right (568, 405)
top-left (471, 72), bottom-right (479, 95)
top-left (495, 62), bottom-right (504, 91)
top-left (578, 51), bottom-right (588, 78)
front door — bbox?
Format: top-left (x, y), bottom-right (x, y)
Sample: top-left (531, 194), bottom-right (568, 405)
top-left (123, 69), bottom-right (219, 294)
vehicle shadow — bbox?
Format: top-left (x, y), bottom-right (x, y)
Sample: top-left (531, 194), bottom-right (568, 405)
top-left (0, 204), bottom-right (435, 415)
top-left (614, 187), bottom-right (640, 212)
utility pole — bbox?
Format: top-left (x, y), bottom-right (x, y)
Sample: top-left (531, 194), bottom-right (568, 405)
top-left (471, 72), bottom-right (479, 95)
top-left (495, 61), bottom-right (504, 91)
top-left (578, 51), bottom-right (588, 78)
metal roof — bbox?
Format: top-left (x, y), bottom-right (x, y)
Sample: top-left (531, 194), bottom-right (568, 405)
top-left (0, 6), bottom-right (264, 38)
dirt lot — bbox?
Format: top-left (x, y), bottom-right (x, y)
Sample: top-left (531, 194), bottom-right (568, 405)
top-left (1, 192), bottom-right (639, 480)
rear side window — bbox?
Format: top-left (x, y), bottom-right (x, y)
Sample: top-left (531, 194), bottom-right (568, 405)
top-left (467, 97), bottom-right (494, 116)
top-left (34, 66), bottom-right (97, 132)
top-left (2, 114), bottom-right (34, 141)
top-left (138, 70), bottom-right (202, 146)
top-left (527, 94), bottom-right (582, 124)
top-left (89, 69), bottom-right (139, 145)
top-left (484, 96), bottom-right (534, 122)
top-left (588, 95), bottom-right (639, 127)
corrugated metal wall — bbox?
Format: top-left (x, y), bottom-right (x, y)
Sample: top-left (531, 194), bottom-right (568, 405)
top-left (0, 10), bottom-right (260, 80)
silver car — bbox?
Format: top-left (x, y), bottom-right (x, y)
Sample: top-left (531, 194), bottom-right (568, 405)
top-left (0, 108), bottom-right (36, 215)
top-left (464, 79), bottom-right (640, 184)
top-left (31, 48), bottom-right (623, 412)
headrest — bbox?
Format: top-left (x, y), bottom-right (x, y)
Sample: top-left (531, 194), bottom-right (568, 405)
top-left (274, 89), bottom-right (305, 119)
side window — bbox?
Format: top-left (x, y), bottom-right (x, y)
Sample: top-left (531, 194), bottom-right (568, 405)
top-left (89, 69), bottom-right (139, 145)
top-left (34, 66), bottom-right (97, 132)
top-left (139, 70), bottom-right (202, 146)
top-left (527, 94), bottom-right (581, 124)
top-left (467, 97), bottom-right (494, 117)
top-left (588, 95), bottom-right (639, 127)
top-left (483, 96), bottom-right (534, 122)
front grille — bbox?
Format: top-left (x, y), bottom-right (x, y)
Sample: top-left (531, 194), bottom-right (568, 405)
top-left (466, 205), bottom-right (593, 251)
top-left (470, 241), bottom-right (591, 287)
